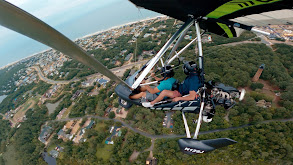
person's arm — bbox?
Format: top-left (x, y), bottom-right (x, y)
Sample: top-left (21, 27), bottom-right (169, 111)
top-left (172, 91), bottom-right (197, 102)
top-left (151, 73), bottom-right (163, 81)
top-left (144, 85), bottom-right (160, 94)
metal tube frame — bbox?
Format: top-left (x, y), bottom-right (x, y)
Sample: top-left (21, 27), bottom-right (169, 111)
top-left (164, 24), bottom-right (192, 66)
top-left (182, 111), bottom-right (191, 138)
top-left (195, 22), bottom-right (203, 70)
top-left (131, 18), bottom-right (194, 89)
top-left (193, 90), bottom-right (205, 139)
top-left (179, 20), bottom-right (205, 139)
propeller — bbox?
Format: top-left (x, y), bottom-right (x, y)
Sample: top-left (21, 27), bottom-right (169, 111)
top-left (0, 1), bottom-right (131, 89)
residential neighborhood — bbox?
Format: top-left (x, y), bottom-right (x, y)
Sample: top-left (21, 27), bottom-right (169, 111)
top-left (0, 14), bottom-right (293, 165)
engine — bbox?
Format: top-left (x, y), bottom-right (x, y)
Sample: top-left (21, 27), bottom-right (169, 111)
top-left (210, 87), bottom-right (239, 109)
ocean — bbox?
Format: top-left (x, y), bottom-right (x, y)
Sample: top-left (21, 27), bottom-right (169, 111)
top-left (0, 0), bottom-right (161, 68)
top-left (0, 95), bottom-right (7, 104)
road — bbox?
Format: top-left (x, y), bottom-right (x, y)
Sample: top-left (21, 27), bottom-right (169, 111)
top-left (31, 60), bottom-right (147, 85)
top-left (49, 115), bottom-right (293, 139)
top-left (31, 66), bottom-right (76, 85)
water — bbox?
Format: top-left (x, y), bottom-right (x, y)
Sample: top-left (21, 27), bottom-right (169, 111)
top-left (0, 95), bottom-right (7, 104)
top-left (0, 0), bottom-right (161, 68)
top-left (41, 152), bottom-right (56, 165)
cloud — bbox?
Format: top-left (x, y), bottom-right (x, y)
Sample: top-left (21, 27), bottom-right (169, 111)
top-left (5, 0), bottom-right (31, 6)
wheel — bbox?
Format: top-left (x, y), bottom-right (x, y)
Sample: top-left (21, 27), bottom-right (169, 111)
top-left (118, 97), bottom-right (133, 109)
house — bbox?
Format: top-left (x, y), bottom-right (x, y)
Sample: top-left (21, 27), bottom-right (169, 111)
top-left (71, 90), bottom-right (83, 100)
top-left (85, 120), bottom-right (95, 129)
top-left (97, 78), bottom-right (109, 86)
top-left (49, 150), bottom-right (59, 158)
top-left (105, 126), bottom-right (122, 145)
top-left (144, 33), bottom-right (152, 38)
top-left (146, 157), bottom-right (158, 165)
top-left (256, 99), bottom-right (272, 108)
top-left (142, 50), bottom-right (155, 56)
top-left (124, 53), bottom-right (132, 61)
top-left (57, 129), bottom-right (73, 141)
top-left (106, 107), bottom-right (112, 114)
top-left (39, 126), bottom-right (52, 144)
top-left (56, 108), bottom-right (67, 120)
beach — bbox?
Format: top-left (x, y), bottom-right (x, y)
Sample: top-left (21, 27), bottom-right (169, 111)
top-left (0, 15), bottom-right (165, 70)
top-left (0, 0), bottom-right (161, 68)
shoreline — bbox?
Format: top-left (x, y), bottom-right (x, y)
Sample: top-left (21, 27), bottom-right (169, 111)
top-left (0, 15), bottom-right (166, 70)
top-left (79, 15), bottom-right (166, 39)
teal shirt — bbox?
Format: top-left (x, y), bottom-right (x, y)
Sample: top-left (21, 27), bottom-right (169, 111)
top-left (156, 77), bottom-right (176, 95)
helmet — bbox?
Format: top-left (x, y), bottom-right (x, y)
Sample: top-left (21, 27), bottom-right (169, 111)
top-left (161, 65), bottom-right (174, 78)
top-left (183, 61), bottom-right (197, 75)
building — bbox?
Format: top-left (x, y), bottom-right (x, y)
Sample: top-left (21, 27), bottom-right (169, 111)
top-left (124, 53), bottom-right (132, 61)
top-left (146, 157), bottom-right (158, 165)
top-left (39, 126), bottom-right (53, 144)
top-left (57, 129), bottom-right (74, 141)
top-left (97, 78), bottom-right (109, 86)
top-left (256, 99), bottom-right (272, 108)
top-left (71, 90), bottom-right (83, 100)
top-left (49, 150), bottom-right (59, 158)
top-left (105, 126), bottom-right (122, 145)
top-left (252, 64), bottom-right (265, 82)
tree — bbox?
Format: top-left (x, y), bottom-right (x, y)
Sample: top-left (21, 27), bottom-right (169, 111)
top-left (250, 82), bottom-right (264, 90)
top-left (109, 111), bottom-right (116, 119)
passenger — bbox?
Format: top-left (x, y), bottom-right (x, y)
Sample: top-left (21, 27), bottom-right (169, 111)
top-left (142, 61), bottom-right (201, 107)
top-left (129, 65), bottom-right (176, 102)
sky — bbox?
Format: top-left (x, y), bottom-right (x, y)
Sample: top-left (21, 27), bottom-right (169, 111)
top-left (0, 0), bottom-right (161, 67)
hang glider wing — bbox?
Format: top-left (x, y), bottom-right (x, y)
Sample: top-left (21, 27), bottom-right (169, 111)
top-left (129, 0), bottom-right (293, 38)
top-left (0, 1), bottom-right (130, 88)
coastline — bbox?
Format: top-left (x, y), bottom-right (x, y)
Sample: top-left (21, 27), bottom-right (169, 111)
top-left (0, 15), bottom-right (166, 70)
top-left (0, 49), bottom-right (49, 70)
top-left (79, 15), bottom-right (166, 39)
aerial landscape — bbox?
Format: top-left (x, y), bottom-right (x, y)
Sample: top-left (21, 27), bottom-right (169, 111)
top-left (0, 0), bottom-right (293, 165)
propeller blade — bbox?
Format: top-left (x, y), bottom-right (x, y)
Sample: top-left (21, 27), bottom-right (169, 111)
top-left (0, 1), bottom-right (130, 88)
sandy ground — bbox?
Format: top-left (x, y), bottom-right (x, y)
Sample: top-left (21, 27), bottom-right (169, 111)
top-left (70, 119), bottom-right (82, 135)
top-left (114, 107), bottom-right (128, 119)
top-left (65, 120), bottom-right (74, 129)
top-left (129, 150), bottom-right (140, 162)
top-left (257, 79), bottom-right (281, 107)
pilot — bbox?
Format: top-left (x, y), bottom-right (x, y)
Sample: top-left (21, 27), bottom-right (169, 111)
top-left (129, 65), bottom-right (176, 102)
top-left (143, 61), bottom-right (202, 107)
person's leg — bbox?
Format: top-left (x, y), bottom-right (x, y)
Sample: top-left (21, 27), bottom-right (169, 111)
top-left (129, 92), bottom-right (146, 99)
top-left (150, 90), bottom-right (174, 105)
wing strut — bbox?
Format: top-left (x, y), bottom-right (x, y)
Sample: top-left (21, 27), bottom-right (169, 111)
top-left (131, 18), bottom-right (194, 89)
top-left (180, 21), bottom-right (205, 139)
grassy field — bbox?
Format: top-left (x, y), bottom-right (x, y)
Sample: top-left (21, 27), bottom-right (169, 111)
top-left (46, 144), bottom-right (57, 153)
top-left (94, 121), bottom-right (113, 161)
top-left (12, 99), bottom-right (35, 124)
top-left (94, 121), bottom-right (107, 132)
top-left (96, 143), bottom-right (114, 161)
top-left (3, 144), bottom-right (19, 165)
